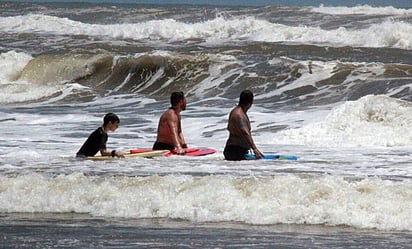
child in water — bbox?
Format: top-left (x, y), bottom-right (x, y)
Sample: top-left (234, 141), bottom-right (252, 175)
top-left (76, 113), bottom-right (124, 158)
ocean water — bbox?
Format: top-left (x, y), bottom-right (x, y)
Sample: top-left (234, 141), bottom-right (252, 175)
top-left (1, 1), bottom-right (412, 248)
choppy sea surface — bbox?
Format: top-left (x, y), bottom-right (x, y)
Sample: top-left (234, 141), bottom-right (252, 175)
top-left (1, 2), bottom-right (412, 248)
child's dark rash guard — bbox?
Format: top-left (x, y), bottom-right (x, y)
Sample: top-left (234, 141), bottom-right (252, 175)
top-left (77, 127), bottom-right (107, 157)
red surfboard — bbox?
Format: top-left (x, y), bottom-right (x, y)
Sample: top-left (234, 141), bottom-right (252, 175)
top-left (130, 147), bottom-right (217, 157)
top-left (165, 147), bottom-right (217, 156)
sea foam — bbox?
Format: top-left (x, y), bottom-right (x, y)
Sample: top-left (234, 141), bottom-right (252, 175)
top-left (0, 14), bottom-right (411, 49)
top-left (312, 4), bottom-right (412, 16)
top-left (275, 95), bottom-right (412, 147)
top-left (0, 173), bottom-right (411, 231)
top-left (0, 51), bottom-right (32, 83)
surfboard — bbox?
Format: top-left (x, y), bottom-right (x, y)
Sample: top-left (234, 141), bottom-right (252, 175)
top-left (245, 154), bottom-right (298, 160)
top-left (166, 147), bottom-right (217, 156)
top-left (87, 150), bottom-right (169, 160)
top-left (130, 147), bottom-right (217, 157)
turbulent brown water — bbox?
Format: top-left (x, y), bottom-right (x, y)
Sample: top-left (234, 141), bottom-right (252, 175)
top-left (1, 2), bottom-right (412, 248)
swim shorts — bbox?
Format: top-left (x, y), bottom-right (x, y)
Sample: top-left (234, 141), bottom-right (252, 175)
top-left (223, 145), bottom-right (249, 161)
top-left (152, 141), bottom-right (175, 151)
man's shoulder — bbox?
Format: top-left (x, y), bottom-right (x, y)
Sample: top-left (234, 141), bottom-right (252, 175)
top-left (231, 106), bottom-right (243, 115)
top-left (163, 108), bottom-right (178, 118)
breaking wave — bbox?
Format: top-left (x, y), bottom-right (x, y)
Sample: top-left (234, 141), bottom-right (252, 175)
top-left (1, 13), bottom-right (411, 49)
top-left (1, 173), bottom-right (411, 231)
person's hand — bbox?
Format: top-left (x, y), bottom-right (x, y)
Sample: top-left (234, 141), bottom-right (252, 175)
top-left (116, 151), bottom-right (125, 158)
top-left (253, 148), bottom-right (264, 159)
top-left (176, 147), bottom-right (185, 155)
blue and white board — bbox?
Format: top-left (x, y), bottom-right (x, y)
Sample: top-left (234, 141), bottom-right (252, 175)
top-left (245, 154), bottom-right (298, 160)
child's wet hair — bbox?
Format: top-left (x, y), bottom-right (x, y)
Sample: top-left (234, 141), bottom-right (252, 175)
top-left (103, 113), bottom-right (120, 126)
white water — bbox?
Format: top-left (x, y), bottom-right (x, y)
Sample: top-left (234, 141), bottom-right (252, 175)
top-left (1, 88), bottom-right (412, 232)
top-left (275, 95), bottom-right (412, 147)
top-left (312, 4), bottom-right (412, 16)
top-left (1, 4), bottom-right (412, 233)
top-left (0, 173), bottom-right (411, 231)
top-left (0, 13), bottom-right (411, 49)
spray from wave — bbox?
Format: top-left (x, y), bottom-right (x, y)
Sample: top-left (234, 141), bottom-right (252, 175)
top-left (1, 49), bottom-right (412, 107)
top-left (275, 95), bottom-right (412, 147)
top-left (1, 13), bottom-right (411, 49)
top-left (1, 173), bottom-right (411, 231)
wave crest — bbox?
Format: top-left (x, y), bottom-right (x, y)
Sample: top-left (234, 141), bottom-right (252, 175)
top-left (276, 95), bottom-right (412, 147)
top-left (1, 173), bottom-right (411, 231)
top-left (1, 13), bottom-right (412, 49)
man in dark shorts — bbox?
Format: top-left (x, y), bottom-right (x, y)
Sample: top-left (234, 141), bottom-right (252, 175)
top-left (224, 90), bottom-right (263, 160)
top-left (152, 92), bottom-right (188, 155)
top-left (76, 113), bottom-right (124, 158)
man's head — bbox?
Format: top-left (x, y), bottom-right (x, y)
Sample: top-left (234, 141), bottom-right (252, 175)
top-left (103, 113), bottom-right (120, 131)
top-left (170, 91), bottom-right (186, 110)
top-left (239, 90), bottom-right (254, 106)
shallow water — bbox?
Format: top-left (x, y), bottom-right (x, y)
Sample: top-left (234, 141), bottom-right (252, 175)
top-left (1, 213), bottom-right (412, 248)
top-left (1, 2), bottom-right (412, 247)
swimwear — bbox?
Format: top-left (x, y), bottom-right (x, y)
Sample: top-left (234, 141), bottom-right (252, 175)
top-left (76, 127), bottom-right (107, 157)
top-left (152, 141), bottom-right (175, 151)
top-left (223, 145), bottom-right (249, 161)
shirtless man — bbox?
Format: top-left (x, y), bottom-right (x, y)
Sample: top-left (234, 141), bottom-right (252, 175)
top-left (152, 91), bottom-right (187, 155)
top-left (224, 90), bottom-right (263, 160)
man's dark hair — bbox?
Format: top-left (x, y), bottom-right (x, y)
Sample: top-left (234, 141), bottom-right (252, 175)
top-left (103, 113), bottom-right (120, 126)
top-left (170, 91), bottom-right (185, 106)
top-left (239, 90), bottom-right (254, 106)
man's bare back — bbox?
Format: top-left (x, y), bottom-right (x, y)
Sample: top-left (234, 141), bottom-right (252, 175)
top-left (226, 106), bottom-right (251, 148)
top-left (224, 90), bottom-right (263, 160)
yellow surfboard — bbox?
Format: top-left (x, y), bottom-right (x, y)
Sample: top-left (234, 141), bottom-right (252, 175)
top-left (87, 150), bottom-right (169, 160)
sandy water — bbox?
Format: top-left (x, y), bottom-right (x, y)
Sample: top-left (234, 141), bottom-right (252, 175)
top-left (1, 2), bottom-right (412, 247)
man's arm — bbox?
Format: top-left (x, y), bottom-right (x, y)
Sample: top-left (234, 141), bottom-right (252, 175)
top-left (167, 114), bottom-right (185, 154)
top-left (178, 119), bottom-right (187, 148)
top-left (238, 116), bottom-right (263, 159)
top-left (178, 132), bottom-right (187, 148)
